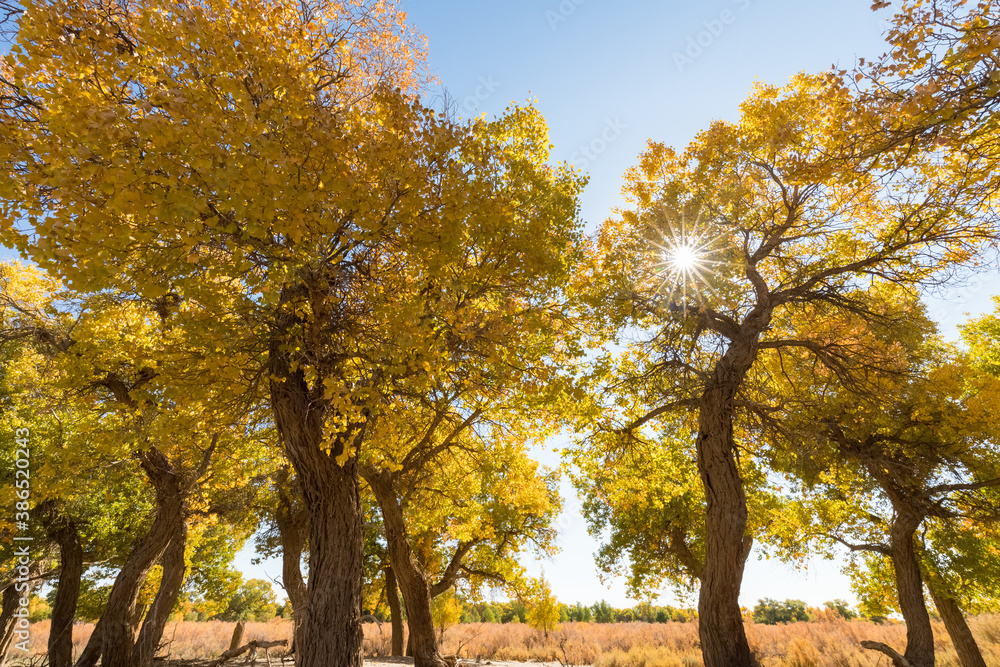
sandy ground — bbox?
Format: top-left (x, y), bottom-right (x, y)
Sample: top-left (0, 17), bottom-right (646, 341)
top-left (159, 658), bottom-right (564, 667)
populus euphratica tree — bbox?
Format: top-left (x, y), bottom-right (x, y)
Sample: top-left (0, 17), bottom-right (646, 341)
top-left (0, 2), bottom-right (583, 666)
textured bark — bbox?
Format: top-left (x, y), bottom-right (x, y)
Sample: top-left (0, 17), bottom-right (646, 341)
top-left (295, 460), bottom-right (364, 667)
top-left (274, 471), bottom-right (309, 656)
top-left (366, 470), bottom-right (445, 667)
top-left (133, 523), bottom-right (188, 667)
top-left (0, 581), bottom-right (22, 665)
top-left (927, 580), bottom-right (987, 667)
top-left (385, 566), bottom-right (404, 657)
top-left (695, 320), bottom-right (767, 667)
top-left (270, 345), bottom-right (365, 667)
top-left (889, 513), bottom-right (935, 667)
top-left (48, 521), bottom-right (84, 667)
top-left (228, 621), bottom-right (245, 652)
top-left (76, 448), bottom-right (185, 667)
top-left (0, 561), bottom-right (42, 666)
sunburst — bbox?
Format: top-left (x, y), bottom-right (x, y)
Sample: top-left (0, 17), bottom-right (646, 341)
top-left (648, 213), bottom-right (725, 316)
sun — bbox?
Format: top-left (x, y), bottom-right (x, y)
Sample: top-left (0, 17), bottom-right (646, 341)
top-left (667, 244), bottom-right (699, 272)
top-left (647, 213), bottom-right (724, 314)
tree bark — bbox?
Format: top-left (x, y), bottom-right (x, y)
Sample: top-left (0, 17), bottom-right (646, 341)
top-left (0, 581), bottom-right (22, 665)
top-left (385, 566), bottom-right (404, 657)
top-left (365, 469), bottom-right (446, 667)
top-left (133, 523), bottom-right (188, 667)
top-left (695, 324), bottom-right (767, 667)
top-left (48, 520), bottom-right (84, 667)
top-left (294, 459), bottom-right (364, 667)
top-left (268, 282), bottom-right (378, 667)
top-left (270, 350), bottom-right (365, 667)
top-left (0, 561), bottom-right (43, 666)
top-left (927, 579), bottom-right (986, 667)
top-left (888, 512), bottom-right (935, 667)
top-left (274, 470), bottom-right (309, 656)
top-left (76, 448), bottom-right (185, 667)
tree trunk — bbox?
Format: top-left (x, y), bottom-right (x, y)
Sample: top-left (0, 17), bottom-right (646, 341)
top-left (48, 521), bottom-right (84, 667)
top-left (927, 579), bottom-right (986, 667)
top-left (76, 448), bottom-right (185, 667)
top-left (133, 523), bottom-right (188, 667)
top-left (385, 566), bottom-right (404, 657)
top-left (270, 351), bottom-right (365, 667)
top-left (0, 581), bottom-right (22, 665)
top-left (0, 561), bottom-right (43, 666)
top-left (269, 287), bottom-right (372, 667)
top-left (366, 470), bottom-right (445, 667)
top-left (274, 470), bottom-right (309, 656)
top-left (695, 325), bottom-right (767, 667)
top-left (295, 459), bottom-right (364, 667)
top-left (888, 513), bottom-right (935, 667)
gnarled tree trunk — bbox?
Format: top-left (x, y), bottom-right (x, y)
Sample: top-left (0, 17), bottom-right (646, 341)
top-left (385, 566), bottom-right (404, 657)
top-left (274, 469), bottom-right (309, 656)
top-left (270, 346), bottom-right (365, 667)
top-left (695, 321), bottom-right (768, 667)
top-left (133, 524), bottom-right (188, 667)
top-left (365, 469), bottom-right (445, 667)
top-left (76, 448), bottom-right (185, 667)
top-left (47, 519), bottom-right (83, 667)
top-left (887, 512), bottom-right (935, 667)
top-left (927, 579), bottom-right (986, 667)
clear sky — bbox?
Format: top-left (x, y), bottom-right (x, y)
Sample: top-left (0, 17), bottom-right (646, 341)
top-left (4, 0), bottom-right (997, 610)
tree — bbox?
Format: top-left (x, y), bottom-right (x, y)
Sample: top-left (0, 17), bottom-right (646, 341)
top-left (219, 579), bottom-right (279, 623)
top-left (0, 2), bottom-right (581, 667)
top-left (770, 334), bottom-right (1000, 667)
top-left (364, 429), bottom-right (562, 666)
top-left (751, 599), bottom-right (809, 625)
top-left (430, 591), bottom-right (461, 642)
top-left (823, 599), bottom-right (857, 621)
top-left (0, 261), bottom-right (272, 667)
top-left (526, 578), bottom-right (560, 638)
top-left (592, 600), bottom-right (614, 624)
top-left (581, 70), bottom-right (992, 667)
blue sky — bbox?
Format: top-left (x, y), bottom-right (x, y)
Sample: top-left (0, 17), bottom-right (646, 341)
top-left (4, 0), bottom-right (997, 610)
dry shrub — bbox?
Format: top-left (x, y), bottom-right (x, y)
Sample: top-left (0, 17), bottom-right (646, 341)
top-left (12, 615), bottom-right (1000, 666)
top-left (782, 637), bottom-right (819, 667)
top-left (436, 622), bottom-right (701, 665)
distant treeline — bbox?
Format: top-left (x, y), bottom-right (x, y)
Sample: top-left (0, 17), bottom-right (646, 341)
top-left (452, 600), bottom-right (697, 625)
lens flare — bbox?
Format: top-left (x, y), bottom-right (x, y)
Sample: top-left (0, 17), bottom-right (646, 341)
top-left (648, 214), bottom-right (724, 315)
top-left (668, 244), bottom-right (699, 272)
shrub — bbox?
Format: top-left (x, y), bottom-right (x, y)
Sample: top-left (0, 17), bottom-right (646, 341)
top-left (752, 598), bottom-right (810, 625)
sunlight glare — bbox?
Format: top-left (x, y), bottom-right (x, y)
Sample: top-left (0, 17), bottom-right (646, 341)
top-left (669, 244), bottom-right (699, 272)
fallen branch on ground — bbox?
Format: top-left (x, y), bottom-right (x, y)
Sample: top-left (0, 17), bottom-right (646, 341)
top-left (860, 640), bottom-right (914, 667)
top-left (208, 639), bottom-right (288, 666)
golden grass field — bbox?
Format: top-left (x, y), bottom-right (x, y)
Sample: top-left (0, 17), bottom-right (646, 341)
top-left (15, 616), bottom-right (1000, 667)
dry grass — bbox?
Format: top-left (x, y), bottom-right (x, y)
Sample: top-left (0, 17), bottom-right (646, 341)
top-left (13, 616), bottom-right (1000, 666)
